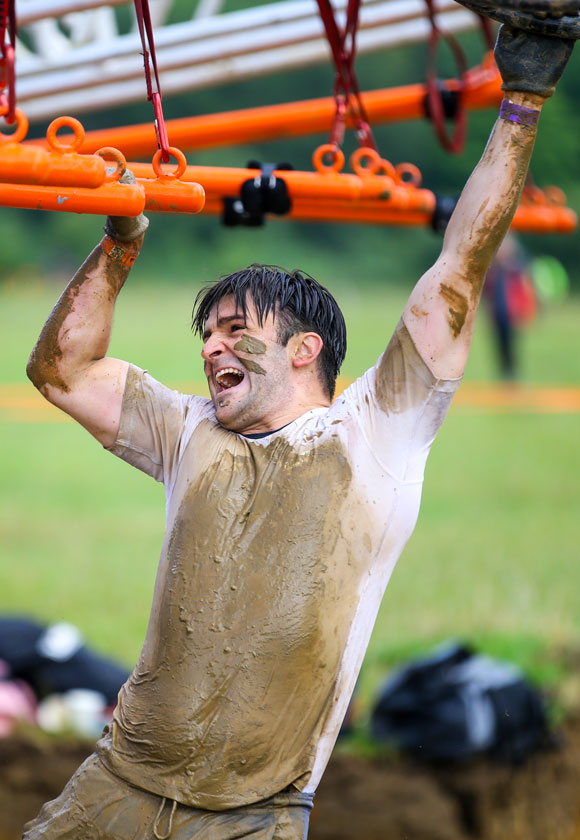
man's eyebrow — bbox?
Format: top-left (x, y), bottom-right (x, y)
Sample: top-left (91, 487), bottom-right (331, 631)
top-left (202, 314), bottom-right (246, 340)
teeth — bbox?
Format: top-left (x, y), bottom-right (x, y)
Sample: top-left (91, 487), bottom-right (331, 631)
top-left (215, 368), bottom-right (244, 388)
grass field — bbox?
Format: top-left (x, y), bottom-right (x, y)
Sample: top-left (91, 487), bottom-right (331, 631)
top-left (1, 276), bottom-right (579, 711)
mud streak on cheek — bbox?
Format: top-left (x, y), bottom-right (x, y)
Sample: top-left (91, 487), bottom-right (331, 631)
top-left (239, 358), bottom-right (266, 375)
top-left (234, 336), bottom-right (267, 355)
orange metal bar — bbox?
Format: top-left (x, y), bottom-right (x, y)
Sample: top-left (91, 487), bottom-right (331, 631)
top-left (0, 143), bottom-right (107, 187)
top-left (140, 148), bottom-right (205, 213)
top-left (511, 203), bottom-right (577, 234)
top-left (129, 161), bottom-right (435, 211)
top-left (0, 180), bottom-right (145, 214)
top-left (201, 193), bottom-right (577, 233)
top-left (0, 176), bottom-right (208, 216)
top-left (0, 145), bottom-right (206, 215)
top-left (141, 177), bottom-right (205, 213)
top-left (202, 196), bottom-right (433, 226)
top-left (129, 159), bottom-right (577, 232)
top-left (28, 56), bottom-right (502, 158)
top-left (0, 110), bottom-right (107, 187)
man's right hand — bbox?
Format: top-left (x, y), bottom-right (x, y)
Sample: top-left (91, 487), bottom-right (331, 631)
top-left (104, 168), bottom-right (150, 242)
top-left (495, 23), bottom-right (575, 98)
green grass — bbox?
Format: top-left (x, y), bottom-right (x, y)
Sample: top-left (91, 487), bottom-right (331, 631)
top-left (1, 278), bottom-right (580, 715)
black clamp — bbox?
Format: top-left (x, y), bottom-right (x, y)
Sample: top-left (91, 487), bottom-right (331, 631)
top-left (423, 83), bottom-right (461, 122)
top-left (431, 193), bottom-right (459, 235)
top-left (223, 161), bottom-right (293, 227)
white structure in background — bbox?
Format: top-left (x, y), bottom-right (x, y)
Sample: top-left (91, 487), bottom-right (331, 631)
top-left (15, 0), bottom-right (481, 122)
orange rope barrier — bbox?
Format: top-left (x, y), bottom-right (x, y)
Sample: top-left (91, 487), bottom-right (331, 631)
top-left (27, 55), bottom-right (502, 158)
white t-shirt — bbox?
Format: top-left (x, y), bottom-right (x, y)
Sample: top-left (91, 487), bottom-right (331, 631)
top-left (97, 320), bottom-right (460, 809)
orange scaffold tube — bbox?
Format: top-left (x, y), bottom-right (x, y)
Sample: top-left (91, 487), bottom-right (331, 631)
top-left (127, 146), bottom-right (577, 234)
top-left (200, 195), bottom-right (576, 232)
top-left (0, 146), bottom-right (205, 215)
top-left (0, 180), bottom-right (146, 215)
top-left (0, 112), bottom-right (107, 188)
top-left (28, 55), bottom-right (502, 158)
top-left (128, 147), bottom-right (435, 214)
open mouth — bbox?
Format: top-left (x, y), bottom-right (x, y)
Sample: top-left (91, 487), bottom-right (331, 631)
top-left (215, 367), bottom-right (245, 393)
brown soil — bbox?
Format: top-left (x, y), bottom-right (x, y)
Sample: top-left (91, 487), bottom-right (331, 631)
top-left (2, 722), bottom-right (580, 840)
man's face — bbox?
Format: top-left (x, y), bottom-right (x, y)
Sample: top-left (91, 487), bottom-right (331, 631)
top-left (201, 295), bottom-right (296, 434)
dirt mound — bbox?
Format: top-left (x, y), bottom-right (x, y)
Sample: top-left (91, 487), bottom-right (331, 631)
top-left (2, 722), bottom-right (580, 840)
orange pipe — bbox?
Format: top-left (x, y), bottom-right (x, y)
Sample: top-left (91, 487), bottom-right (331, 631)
top-left (0, 173), bottom-right (206, 216)
top-left (202, 193), bottom-right (577, 233)
top-left (202, 196), bottom-right (432, 226)
top-left (28, 56), bottom-right (502, 158)
top-left (142, 176), bottom-right (205, 213)
top-left (0, 143), bottom-right (107, 187)
top-left (511, 203), bottom-right (577, 234)
top-left (0, 110), bottom-right (107, 188)
top-left (129, 161), bottom-right (434, 210)
top-left (0, 180), bottom-right (145, 215)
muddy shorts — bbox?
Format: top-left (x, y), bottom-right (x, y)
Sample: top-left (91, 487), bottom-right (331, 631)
top-left (22, 753), bottom-right (314, 840)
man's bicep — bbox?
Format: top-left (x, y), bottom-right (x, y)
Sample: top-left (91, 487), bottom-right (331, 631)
top-left (41, 358), bottom-right (129, 448)
top-left (402, 255), bottom-right (482, 380)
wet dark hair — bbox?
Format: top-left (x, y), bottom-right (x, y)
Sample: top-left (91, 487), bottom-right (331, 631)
top-left (192, 264), bottom-right (347, 399)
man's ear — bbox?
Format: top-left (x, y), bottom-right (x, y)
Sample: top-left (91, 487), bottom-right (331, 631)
top-left (292, 332), bottom-right (324, 369)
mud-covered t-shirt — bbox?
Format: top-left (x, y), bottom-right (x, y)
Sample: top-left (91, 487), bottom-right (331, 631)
top-left (97, 320), bottom-right (460, 810)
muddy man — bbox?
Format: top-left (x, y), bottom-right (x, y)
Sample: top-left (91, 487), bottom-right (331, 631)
top-left (24, 6), bottom-right (575, 839)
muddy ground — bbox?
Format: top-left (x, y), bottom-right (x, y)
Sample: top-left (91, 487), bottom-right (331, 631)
top-left (2, 721), bottom-right (580, 840)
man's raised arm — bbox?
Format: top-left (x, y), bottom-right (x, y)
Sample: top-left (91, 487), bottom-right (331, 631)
top-left (26, 195), bottom-right (149, 448)
top-left (403, 24), bottom-right (573, 380)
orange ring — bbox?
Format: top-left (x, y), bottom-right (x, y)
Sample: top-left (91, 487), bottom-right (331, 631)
top-left (152, 146), bottom-right (187, 179)
top-left (521, 185), bottom-right (546, 205)
top-left (373, 158), bottom-right (397, 180)
top-left (96, 146), bottom-right (127, 182)
top-left (46, 116), bottom-right (85, 153)
top-left (0, 108), bottom-right (29, 144)
top-left (394, 162), bottom-right (422, 188)
top-left (312, 144), bottom-right (345, 174)
top-left (544, 186), bottom-right (566, 206)
top-left (350, 147), bottom-right (381, 177)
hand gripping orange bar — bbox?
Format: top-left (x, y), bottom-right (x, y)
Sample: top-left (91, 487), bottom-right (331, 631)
top-left (0, 112), bottom-right (107, 188)
top-left (31, 56), bottom-right (502, 158)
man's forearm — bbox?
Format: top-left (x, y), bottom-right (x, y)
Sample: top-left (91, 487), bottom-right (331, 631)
top-left (440, 90), bottom-right (544, 310)
top-left (27, 235), bottom-right (142, 395)
top-left (403, 91), bottom-right (545, 378)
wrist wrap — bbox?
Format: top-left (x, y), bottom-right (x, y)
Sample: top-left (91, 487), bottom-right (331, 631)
top-left (499, 99), bottom-right (541, 128)
top-left (101, 235), bottom-right (140, 268)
